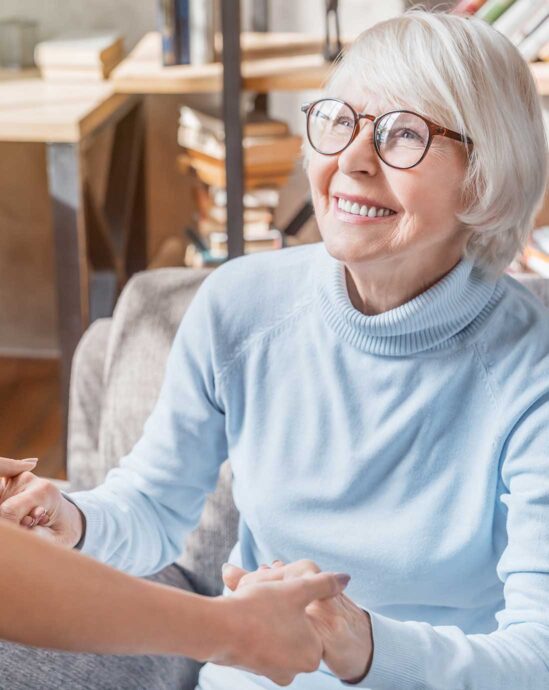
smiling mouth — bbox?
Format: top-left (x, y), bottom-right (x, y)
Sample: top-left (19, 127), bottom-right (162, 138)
top-left (333, 196), bottom-right (398, 221)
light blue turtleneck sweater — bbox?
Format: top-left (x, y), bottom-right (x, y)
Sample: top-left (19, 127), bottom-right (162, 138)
top-left (71, 242), bottom-right (549, 690)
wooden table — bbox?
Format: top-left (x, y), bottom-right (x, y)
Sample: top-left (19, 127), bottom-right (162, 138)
top-left (0, 79), bottom-right (147, 454)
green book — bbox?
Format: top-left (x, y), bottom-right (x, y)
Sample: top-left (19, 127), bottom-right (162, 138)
top-left (475, 0), bottom-right (517, 23)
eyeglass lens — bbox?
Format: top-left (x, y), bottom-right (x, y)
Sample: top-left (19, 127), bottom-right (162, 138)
top-left (307, 99), bottom-right (430, 168)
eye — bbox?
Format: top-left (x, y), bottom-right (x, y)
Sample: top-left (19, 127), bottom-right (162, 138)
top-left (334, 116), bottom-right (354, 129)
top-left (397, 128), bottom-right (420, 140)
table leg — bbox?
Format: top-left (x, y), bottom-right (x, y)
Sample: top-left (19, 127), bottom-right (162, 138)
top-left (46, 142), bottom-right (89, 459)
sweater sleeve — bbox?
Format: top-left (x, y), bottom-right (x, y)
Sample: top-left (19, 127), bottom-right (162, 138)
top-left (68, 275), bottom-right (229, 576)
top-left (350, 391), bottom-right (549, 690)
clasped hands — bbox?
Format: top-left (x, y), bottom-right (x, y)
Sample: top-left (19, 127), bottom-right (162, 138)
top-left (221, 559), bottom-right (373, 684)
top-left (0, 456), bottom-right (373, 686)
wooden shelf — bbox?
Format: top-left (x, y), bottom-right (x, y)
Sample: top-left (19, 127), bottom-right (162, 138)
top-left (110, 31), bottom-right (340, 94)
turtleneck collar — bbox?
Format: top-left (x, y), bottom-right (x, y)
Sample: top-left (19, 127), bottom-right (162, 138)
top-left (316, 244), bottom-right (504, 356)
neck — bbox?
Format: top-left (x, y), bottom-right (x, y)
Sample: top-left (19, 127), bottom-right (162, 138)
top-left (345, 245), bottom-right (465, 315)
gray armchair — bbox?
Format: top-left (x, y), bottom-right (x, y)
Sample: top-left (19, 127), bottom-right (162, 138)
top-left (67, 267), bottom-right (239, 600)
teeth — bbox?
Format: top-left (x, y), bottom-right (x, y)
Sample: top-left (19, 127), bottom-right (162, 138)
top-left (337, 197), bottom-right (394, 218)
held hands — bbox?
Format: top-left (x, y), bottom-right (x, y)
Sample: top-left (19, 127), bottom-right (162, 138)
top-left (0, 457), bottom-right (84, 547)
top-left (214, 569), bottom-right (352, 686)
top-left (223, 559), bottom-right (374, 684)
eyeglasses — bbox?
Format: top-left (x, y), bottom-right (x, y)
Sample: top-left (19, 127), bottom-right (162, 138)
top-left (301, 98), bottom-right (473, 170)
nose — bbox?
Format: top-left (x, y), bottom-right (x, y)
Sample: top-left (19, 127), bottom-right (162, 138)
top-left (337, 119), bottom-right (379, 177)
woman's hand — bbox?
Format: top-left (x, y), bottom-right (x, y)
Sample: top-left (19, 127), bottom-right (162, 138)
top-left (223, 559), bottom-right (374, 684)
top-left (213, 570), bottom-right (350, 686)
top-left (0, 456), bottom-right (84, 547)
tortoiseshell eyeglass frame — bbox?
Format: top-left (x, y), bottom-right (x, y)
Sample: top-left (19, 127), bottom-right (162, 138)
top-left (300, 98), bottom-right (474, 170)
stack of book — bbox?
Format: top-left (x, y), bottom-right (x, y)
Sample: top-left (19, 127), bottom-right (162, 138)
top-left (178, 106), bottom-right (302, 188)
top-left (521, 226), bottom-right (549, 277)
top-left (178, 105), bottom-right (301, 266)
top-left (453, 0), bottom-right (549, 62)
top-left (184, 183), bottom-right (284, 267)
top-left (34, 32), bottom-right (125, 81)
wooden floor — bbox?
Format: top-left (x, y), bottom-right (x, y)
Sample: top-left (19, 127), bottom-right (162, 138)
top-left (0, 358), bottom-right (64, 479)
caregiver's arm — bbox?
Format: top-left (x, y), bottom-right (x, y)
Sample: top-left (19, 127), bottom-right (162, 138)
top-left (0, 519), bottom-right (349, 687)
top-left (0, 270), bottom-right (234, 575)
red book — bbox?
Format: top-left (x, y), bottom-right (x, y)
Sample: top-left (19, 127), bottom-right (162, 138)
top-left (452, 0), bottom-right (488, 14)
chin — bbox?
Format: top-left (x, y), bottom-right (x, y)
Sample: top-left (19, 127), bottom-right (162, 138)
top-left (320, 229), bottom-right (387, 266)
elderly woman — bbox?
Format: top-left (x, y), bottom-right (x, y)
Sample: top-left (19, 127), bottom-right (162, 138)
top-left (1, 8), bottom-right (548, 690)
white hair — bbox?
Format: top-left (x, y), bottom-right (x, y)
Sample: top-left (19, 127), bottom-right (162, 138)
top-left (305, 8), bottom-right (548, 278)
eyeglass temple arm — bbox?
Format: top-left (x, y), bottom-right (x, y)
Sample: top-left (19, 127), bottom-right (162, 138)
top-left (434, 125), bottom-right (473, 146)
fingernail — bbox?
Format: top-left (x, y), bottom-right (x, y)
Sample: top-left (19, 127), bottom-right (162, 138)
top-left (259, 563), bottom-right (270, 569)
top-left (272, 559), bottom-right (284, 566)
top-left (335, 573), bottom-right (351, 588)
top-left (221, 563), bottom-right (231, 572)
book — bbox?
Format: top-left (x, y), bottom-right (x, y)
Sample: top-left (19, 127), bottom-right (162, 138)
top-left (184, 241), bottom-right (225, 267)
top-left (178, 132), bottom-right (303, 168)
top-left (492, 0), bottom-right (548, 40)
top-left (197, 216), bottom-right (272, 238)
top-left (532, 226), bottom-right (549, 253)
top-left (523, 244), bottom-right (549, 276)
top-left (207, 204), bottom-right (272, 226)
top-left (178, 126), bottom-right (299, 161)
top-left (158, 0), bottom-right (215, 65)
top-left (475, 0), bottom-right (518, 23)
top-left (522, 226), bottom-right (549, 277)
top-left (158, 0), bottom-right (177, 65)
top-left (34, 32), bottom-right (124, 69)
top-left (208, 228), bottom-right (283, 258)
top-left (179, 105), bottom-right (289, 141)
top-left (452, 0), bottom-right (489, 15)
top-left (518, 16), bottom-right (549, 61)
top-left (179, 153), bottom-right (294, 189)
top-left (212, 187), bottom-right (280, 209)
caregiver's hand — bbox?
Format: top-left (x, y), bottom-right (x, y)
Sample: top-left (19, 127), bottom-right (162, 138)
top-left (0, 457), bottom-right (83, 547)
top-left (223, 560), bottom-right (374, 684)
top-left (215, 571), bottom-right (351, 686)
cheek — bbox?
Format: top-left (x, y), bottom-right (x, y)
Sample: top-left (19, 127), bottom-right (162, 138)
top-left (393, 169), bottom-right (462, 224)
top-left (307, 155), bottom-right (337, 211)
